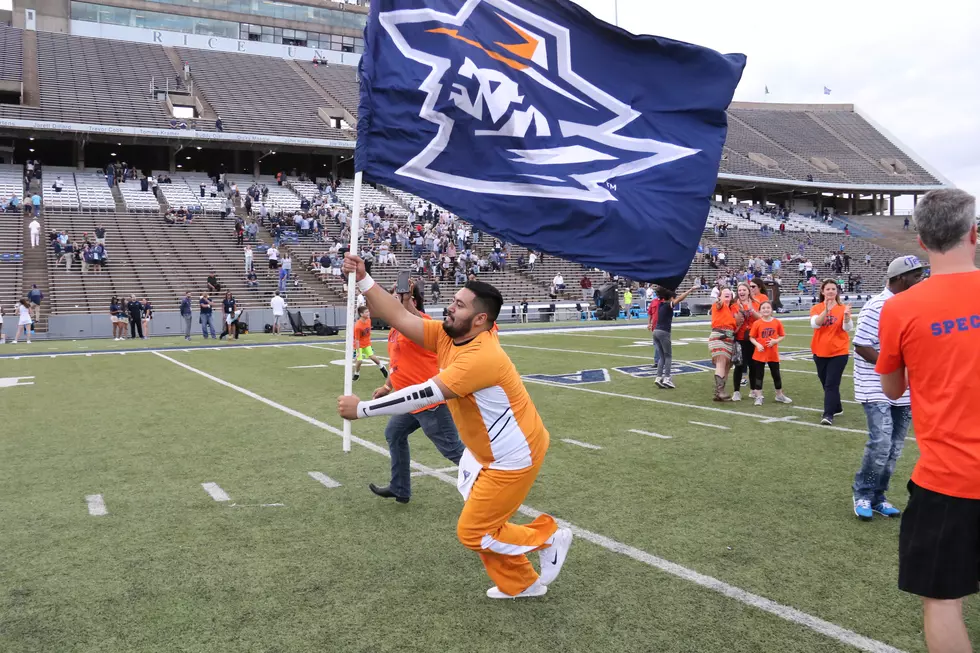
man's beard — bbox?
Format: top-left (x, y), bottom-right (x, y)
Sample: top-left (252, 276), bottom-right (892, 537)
top-left (442, 314), bottom-right (474, 339)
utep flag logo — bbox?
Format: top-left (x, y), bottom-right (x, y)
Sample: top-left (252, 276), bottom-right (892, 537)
top-left (356, 0), bottom-right (746, 286)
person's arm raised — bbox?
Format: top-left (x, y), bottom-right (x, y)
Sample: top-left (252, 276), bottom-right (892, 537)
top-left (342, 253), bottom-right (424, 346)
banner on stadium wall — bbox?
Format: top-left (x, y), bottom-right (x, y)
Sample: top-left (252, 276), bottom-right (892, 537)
top-left (70, 20), bottom-right (362, 67)
top-left (0, 117), bottom-right (355, 150)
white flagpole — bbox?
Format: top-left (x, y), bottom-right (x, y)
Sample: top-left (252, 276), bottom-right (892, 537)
top-left (341, 170), bottom-right (363, 453)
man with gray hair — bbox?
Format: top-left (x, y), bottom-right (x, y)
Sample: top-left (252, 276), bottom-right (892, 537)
top-left (876, 188), bottom-right (980, 652)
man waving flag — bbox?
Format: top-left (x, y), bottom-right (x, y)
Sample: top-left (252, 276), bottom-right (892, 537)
top-left (355, 0), bottom-right (745, 287)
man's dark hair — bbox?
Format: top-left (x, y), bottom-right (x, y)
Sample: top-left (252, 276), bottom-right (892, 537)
top-left (357, 305), bottom-right (369, 316)
top-left (464, 280), bottom-right (503, 325)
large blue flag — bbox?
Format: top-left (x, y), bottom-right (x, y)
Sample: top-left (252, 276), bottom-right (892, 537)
top-left (356, 0), bottom-right (745, 287)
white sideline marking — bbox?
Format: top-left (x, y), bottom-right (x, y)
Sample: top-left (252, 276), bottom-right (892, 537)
top-left (523, 378), bottom-right (869, 435)
top-left (502, 343), bottom-right (651, 360)
top-left (561, 438), bottom-right (602, 450)
top-left (308, 471), bottom-right (342, 488)
top-left (290, 364), bottom-right (331, 369)
top-left (85, 494), bottom-right (108, 516)
top-left (629, 429), bottom-right (672, 440)
top-left (0, 376), bottom-right (34, 388)
top-left (154, 352), bottom-right (904, 653)
top-left (201, 482), bottom-right (230, 502)
top-left (690, 421), bottom-right (730, 431)
top-left (230, 503), bottom-right (284, 508)
top-left (411, 466), bottom-right (458, 478)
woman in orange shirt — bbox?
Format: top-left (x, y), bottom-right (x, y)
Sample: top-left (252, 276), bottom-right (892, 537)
top-left (708, 287), bottom-right (740, 401)
top-left (810, 279), bottom-right (853, 425)
top-left (730, 282), bottom-right (760, 401)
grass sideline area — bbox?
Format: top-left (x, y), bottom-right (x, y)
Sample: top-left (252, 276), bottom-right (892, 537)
top-left (2, 320), bottom-right (970, 652)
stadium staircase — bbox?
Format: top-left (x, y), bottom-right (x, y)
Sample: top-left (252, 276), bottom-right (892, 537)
top-left (284, 60), bottom-right (355, 129)
top-left (20, 29), bottom-right (39, 107)
top-left (162, 47), bottom-right (217, 121)
top-left (21, 208), bottom-right (50, 332)
top-left (110, 185), bottom-right (127, 213)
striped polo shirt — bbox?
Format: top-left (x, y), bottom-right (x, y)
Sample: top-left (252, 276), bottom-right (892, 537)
top-left (853, 287), bottom-right (910, 406)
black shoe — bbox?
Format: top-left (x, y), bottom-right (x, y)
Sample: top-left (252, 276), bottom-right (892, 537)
top-left (820, 415), bottom-right (833, 426)
top-left (369, 483), bottom-right (409, 504)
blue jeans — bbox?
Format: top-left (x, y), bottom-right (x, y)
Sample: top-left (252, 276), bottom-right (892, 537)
top-left (852, 403), bottom-right (912, 503)
top-left (385, 404), bottom-right (464, 498)
top-left (200, 313), bottom-right (216, 338)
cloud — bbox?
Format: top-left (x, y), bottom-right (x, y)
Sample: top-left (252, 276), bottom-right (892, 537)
top-left (571, 0), bottom-right (980, 209)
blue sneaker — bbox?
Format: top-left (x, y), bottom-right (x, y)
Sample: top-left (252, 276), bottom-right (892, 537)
top-left (872, 501), bottom-right (901, 518)
top-left (853, 498), bottom-right (873, 521)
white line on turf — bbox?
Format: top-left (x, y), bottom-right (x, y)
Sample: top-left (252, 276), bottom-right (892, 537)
top-left (689, 421), bottom-right (730, 431)
top-left (502, 343), bottom-right (651, 360)
top-left (628, 429), bottom-right (672, 440)
top-left (201, 482), bottom-right (231, 502)
top-left (561, 438), bottom-right (602, 450)
top-left (410, 466), bottom-right (458, 478)
top-left (230, 503), bottom-right (285, 508)
top-left (85, 494), bottom-right (108, 516)
top-left (290, 364), bottom-right (331, 369)
top-left (154, 352), bottom-right (904, 653)
top-left (308, 471), bottom-right (342, 488)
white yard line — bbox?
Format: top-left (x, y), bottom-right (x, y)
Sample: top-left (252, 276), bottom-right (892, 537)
top-left (308, 471), bottom-right (342, 488)
top-left (154, 351), bottom-right (904, 653)
top-left (689, 421), bottom-right (730, 431)
top-left (85, 493), bottom-right (108, 516)
top-left (411, 466), bottom-right (459, 478)
top-left (628, 429), bottom-right (672, 440)
top-left (561, 438), bottom-right (602, 450)
top-left (201, 482), bottom-right (231, 502)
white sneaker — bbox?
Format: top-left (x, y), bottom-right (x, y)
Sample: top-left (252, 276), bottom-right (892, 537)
top-left (731, 391), bottom-right (741, 402)
top-left (754, 395), bottom-right (763, 406)
top-left (539, 527), bottom-right (573, 586)
top-left (26, 340), bottom-right (30, 344)
top-left (11, 340), bottom-right (16, 344)
top-left (486, 580), bottom-right (548, 599)
top-left (775, 394), bottom-right (793, 404)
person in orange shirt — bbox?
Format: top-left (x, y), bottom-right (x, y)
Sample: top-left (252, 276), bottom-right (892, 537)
top-left (748, 301), bottom-right (792, 406)
top-left (876, 189), bottom-right (980, 653)
top-left (730, 282), bottom-right (760, 401)
top-left (352, 305), bottom-right (388, 382)
top-left (809, 279), bottom-right (853, 425)
top-left (708, 287), bottom-right (739, 401)
top-left (368, 282), bottom-right (464, 504)
top-left (337, 254), bottom-right (572, 600)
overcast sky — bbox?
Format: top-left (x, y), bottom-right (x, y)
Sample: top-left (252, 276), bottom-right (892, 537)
top-left (572, 0), bottom-right (979, 211)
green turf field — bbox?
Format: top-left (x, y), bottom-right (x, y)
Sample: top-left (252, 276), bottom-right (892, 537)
top-left (1, 319), bottom-right (974, 652)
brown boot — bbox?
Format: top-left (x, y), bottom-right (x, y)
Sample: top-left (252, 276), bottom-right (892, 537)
top-left (713, 374), bottom-right (731, 402)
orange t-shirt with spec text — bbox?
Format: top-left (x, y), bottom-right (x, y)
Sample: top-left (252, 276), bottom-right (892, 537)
top-left (354, 317), bottom-right (372, 348)
top-left (810, 303), bottom-right (850, 357)
top-left (387, 313), bottom-right (443, 414)
top-left (732, 300), bottom-right (756, 339)
top-left (423, 319), bottom-right (547, 470)
top-left (749, 318), bottom-right (784, 363)
top-left (711, 303), bottom-right (736, 331)
top-left (876, 271), bottom-right (980, 499)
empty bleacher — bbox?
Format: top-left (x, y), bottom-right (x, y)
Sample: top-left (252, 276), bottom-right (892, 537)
top-left (41, 169), bottom-right (80, 211)
top-left (0, 24), bottom-right (23, 82)
top-left (0, 166), bottom-right (25, 308)
top-left (304, 62), bottom-right (360, 120)
top-left (118, 178), bottom-right (162, 212)
top-left (73, 170), bottom-right (116, 212)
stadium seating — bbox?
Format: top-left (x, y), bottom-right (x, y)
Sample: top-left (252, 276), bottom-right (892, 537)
top-left (0, 166), bottom-right (24, 312)
top-left (304, 62), bottom-right (360, 120)
top-left (41, 168), bottom-right (80, 211)
top-left (73, 170), bottom-right (116, 212)
top-left (0, 24), bottom-right (23, 82)
top-left (252, 175), bottom-right (301, 215)
top-left (118, 178), bottom-right (163, 212)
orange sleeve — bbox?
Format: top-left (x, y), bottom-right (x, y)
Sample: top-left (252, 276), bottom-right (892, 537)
top-left (776, 321), bottom-right (785, 338)
top-left (437, 346), bottom-right (500, 398)
top-left (749, 321), bottom-right (762, 341)
top-left (422, 317), bottom-right (446, 354)
top-left (875, 302), bottom-right (904, 375)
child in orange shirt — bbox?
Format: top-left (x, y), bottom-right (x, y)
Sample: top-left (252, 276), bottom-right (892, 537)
top-left (353, 305), bottom-right (388, 382)
top-left (748, 301), bottom-right (792, 406)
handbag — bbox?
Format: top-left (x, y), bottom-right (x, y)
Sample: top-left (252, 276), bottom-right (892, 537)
top-left (732, 338), bottom-right (743, 366)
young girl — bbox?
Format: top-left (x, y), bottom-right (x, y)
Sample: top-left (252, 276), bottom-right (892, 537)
top-left (13, 298), bottom-right (32, 344)
top-left (109, 295), bottom-right (123, 340)
top-left (707, 287), bottom-right (738, 401)
top-left (748, 301), bottom-right (792, 406)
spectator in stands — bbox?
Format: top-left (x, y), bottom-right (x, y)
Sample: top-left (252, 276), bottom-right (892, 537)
top-left (244, 245), bottom-right (253, 273)
top-left (126, 295), bottom-right (145, 340)
top-left (245, 269), bottom-right (258, 289)
top-left (199, 292), bottom-right (216, 339)
top-left (207, 272), bottom-right (222, 293)
top-left (5, 193), bottom-right (19, 212)
top-left (95, 225), bottom-right (106, 247)
top-left (53, 176), bottom-right (63, 193)
top-left (903, 216), bottom-right (910, 231)
top-left (235, 220), bottom-right (244, 247)
top-left (580, 274), bottom-right (593, 301)
top-left (28, 217), bottom-right (40, 248)
top-left (175, 206), bottom-right (188, 223)
top-left (215, 116), bottom-right (223, 132)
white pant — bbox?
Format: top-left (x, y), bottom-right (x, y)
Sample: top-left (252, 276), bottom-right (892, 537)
top-left (30, 231), bottom-right (39, 247)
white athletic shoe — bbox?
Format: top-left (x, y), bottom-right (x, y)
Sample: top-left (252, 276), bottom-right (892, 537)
top-left (775, 394), bottom-right (793, 404)
top-left (539, 527), bottom-right (573, 586)
top-left (486, 580), bottom-right (548, 599)
top-left (25, 340), bottom-right (30, 344)
top-left (11, 340), bottom-right (16, 344)
top-left (731, 391), bottom-right (741, 402)
top-left (754, 395), bottom-right (763, 407)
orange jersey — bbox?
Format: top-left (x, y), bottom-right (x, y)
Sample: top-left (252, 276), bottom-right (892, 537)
top-left (749, 318), bottom-right (784, 363)
top-left (877, 270), bottom-right (980, 499)
top-left (731, 300), bottom-right (756, 339)
top-left (423, 319), bottom-right (548, 470)
top-left (387, 313), bottom-right (443, 414)
top-left (710, 302), bottom-right (736, 331)
top-left (753, 293), bottom-right (769, 308)
top-left (810, 303), bottom-right (851, 357)
top-left (354, 317), bottom-right (372, 348)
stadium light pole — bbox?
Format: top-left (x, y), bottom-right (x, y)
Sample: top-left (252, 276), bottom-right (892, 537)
top-left (341, 171), bottom-right (363, 453)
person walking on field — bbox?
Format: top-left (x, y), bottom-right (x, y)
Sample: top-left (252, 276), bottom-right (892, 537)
top-left (875, 189), bottom-right (980, 653)
top-left (12, 298), bottom-right (32, 343)
top-left (368, 281), bottom-right (465, 504)
top-left (810, 279), bottom-right (853, 425)
top-left (708, 287), bottom-right (738, 401)
top-left (337, 253), bottom-right (572, 600)
top-left (850, 255), bottom-right (924, 522)
top-left (747, 300), bottom-right (792, 406)
top-left (652, 285), bottom-right (694, 389)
